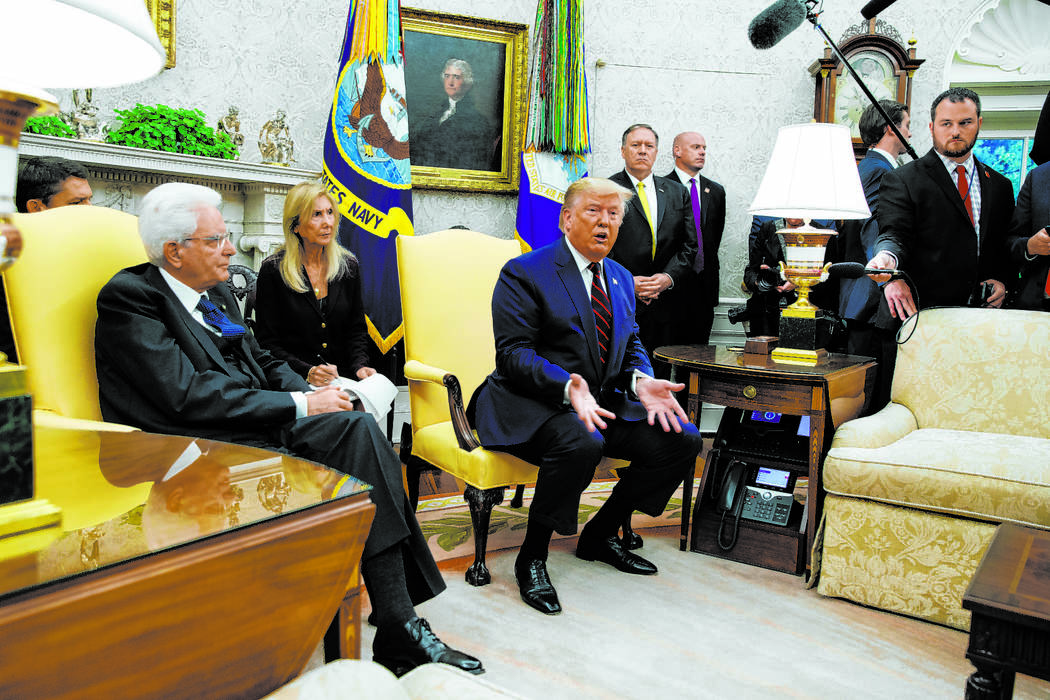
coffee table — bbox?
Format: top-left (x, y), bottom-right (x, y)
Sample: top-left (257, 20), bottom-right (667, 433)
top-left (0, 424), bottom-right (375, 700)
top-left (963, 523), bottom-right (1050, 699)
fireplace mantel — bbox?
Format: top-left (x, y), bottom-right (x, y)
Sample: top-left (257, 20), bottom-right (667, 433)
top-left (18, 134), bottom-right (320, 268)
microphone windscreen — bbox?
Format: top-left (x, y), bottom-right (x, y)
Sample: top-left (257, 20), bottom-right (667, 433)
top-left (860, 0), bottom-right (900, 20)
top-left (827, 262), bottom-right (867, 279)
top-left (748, 0), bottom-right (807, 50)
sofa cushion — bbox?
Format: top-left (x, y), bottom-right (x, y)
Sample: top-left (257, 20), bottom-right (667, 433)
top-left (825, 428), bottom-right (1050, 527)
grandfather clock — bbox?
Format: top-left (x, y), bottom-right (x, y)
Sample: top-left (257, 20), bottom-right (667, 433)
top-left (809, 17), bottom-right (924, 160)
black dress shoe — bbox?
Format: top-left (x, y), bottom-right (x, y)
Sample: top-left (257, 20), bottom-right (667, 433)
top-left (514, 557), bottom-right (562, 615)
top-left (621, 527), bottom-right (644, 551)
top-left (373, 617), bottom-right (484, 677)
top-left (576, 534), bottom-right (658, 575)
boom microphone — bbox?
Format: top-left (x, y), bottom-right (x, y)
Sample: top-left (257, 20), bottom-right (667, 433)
top-left (748, 0), bottom-right (808, 50)
top-left (860, 0), bottom-right (901, 19)
top-left (827, 262), bottom-right (904, 279)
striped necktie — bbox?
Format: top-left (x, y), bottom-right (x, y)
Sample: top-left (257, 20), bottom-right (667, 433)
top-left (197, 296), bottom-right (246, 338)
top-left (588, 262), bottom-right (612, 364)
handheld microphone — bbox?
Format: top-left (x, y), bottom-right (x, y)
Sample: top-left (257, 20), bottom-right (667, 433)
top-left (860, 0), bottom-right (901, 19)
top-left (827, 262), bottom-right (904, 279)
top-left (748, 0), bottom-right (808, 50)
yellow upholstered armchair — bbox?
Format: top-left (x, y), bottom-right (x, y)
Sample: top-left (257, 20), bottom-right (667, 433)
top-left (6, 206), bottom-right (147, 430)
top-left (816, 307), bottom-right (1050, 629)
top-left (397, 229), bottom-right (538, 585)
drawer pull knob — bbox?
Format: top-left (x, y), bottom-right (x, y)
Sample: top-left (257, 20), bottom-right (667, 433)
top-left (743, 385), bottom-right (757, 399)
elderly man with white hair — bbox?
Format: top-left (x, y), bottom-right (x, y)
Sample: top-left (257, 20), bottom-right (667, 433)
top-left (410, 57), bottom-right (496, 170)
top-left (95, 182), bottom-right (483, 678)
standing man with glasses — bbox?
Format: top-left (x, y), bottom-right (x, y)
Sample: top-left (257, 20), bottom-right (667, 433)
top-left (665, 131), bottom-right (725, 345)
top-left (95, 182), bottom-right (484, 678)
top-left (608, 124), bottom-right (697, 372)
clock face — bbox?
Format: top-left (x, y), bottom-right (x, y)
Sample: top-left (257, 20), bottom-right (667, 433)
top-left (834, 50), bottom-right (899, 139)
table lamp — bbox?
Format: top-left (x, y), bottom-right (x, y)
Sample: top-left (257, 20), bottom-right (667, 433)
top-left (748, 123), bottom-right (870, 364)
top-left (0, 0), bottom-right (165, 556)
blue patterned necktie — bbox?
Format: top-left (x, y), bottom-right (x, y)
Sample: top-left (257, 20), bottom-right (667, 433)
top-left (197, 296), bottom-right (246, 338)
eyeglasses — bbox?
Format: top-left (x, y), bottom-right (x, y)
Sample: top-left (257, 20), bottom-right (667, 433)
top-left (181, 233), bottom-right (231, 248)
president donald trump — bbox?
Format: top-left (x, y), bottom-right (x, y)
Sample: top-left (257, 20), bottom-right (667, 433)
top-left (469, 176), bottom-right (702, 615)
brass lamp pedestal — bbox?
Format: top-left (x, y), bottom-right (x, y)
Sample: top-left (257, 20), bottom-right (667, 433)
top-left (771, 222), bottom-right (835, 366)
top-left (0, 87), bottom-right (63, 559)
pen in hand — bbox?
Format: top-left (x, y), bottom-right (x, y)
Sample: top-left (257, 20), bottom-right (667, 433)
top-left (311, 354), bottom-right (339, 386)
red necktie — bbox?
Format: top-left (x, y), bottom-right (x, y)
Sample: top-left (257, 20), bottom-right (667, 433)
top-left (588, 262), bottom-right (612, 364)
top-left (956, 164), bottom-right (975, 227)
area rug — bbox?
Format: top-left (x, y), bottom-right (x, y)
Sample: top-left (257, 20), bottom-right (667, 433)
top-left (415, 480), bottom-right (688, 561)
top-left (416, 475), bottom-right (809, 562)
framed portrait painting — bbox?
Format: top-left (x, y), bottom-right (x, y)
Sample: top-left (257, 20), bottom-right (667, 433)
top-left (402, 8), bottom-right (528, 193)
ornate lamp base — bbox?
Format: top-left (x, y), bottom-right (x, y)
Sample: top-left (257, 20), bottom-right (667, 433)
top-left (0, 365), bottom-right (62, 559)
top-left (772, 313), bottom-right (832, 365)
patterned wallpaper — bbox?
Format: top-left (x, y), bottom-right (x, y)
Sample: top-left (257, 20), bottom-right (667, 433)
top-left (46, 0), bottom-right (1024, 300)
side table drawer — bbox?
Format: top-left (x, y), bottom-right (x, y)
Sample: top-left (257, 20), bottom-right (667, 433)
top-left (698, 375), bottom-right (814, 413)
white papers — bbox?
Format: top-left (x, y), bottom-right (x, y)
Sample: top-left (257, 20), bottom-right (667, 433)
top-left (331, 373), bottom-right (399, 424)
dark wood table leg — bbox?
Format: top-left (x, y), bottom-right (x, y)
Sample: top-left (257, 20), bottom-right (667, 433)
top-left (965, 661), bottom-right (1012, 700)
top-left (680, 371), bottom-right (700, 551)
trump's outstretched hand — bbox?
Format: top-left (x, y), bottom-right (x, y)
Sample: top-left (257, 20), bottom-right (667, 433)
top-left (568, 373), bottom-right (616, 433)
top-left (636, 376), bottom-right (688, 433)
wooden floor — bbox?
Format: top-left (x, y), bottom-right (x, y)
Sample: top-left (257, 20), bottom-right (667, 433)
top-left (372, 528), bottom-right (1050, 699)
top-left (379, 442), bottom-right (1050, 698)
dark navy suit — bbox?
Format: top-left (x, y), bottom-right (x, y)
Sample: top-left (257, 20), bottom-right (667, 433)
top-left (1007, 161), bottom-right (1050, 310)
top-left (836, 150), bottom-right (896, 324)
top-left (469, 237), bottom-right (701, 534)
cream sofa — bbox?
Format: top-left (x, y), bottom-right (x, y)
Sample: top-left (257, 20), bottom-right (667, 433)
top-left (816, 307), bottom-right (1050, 630)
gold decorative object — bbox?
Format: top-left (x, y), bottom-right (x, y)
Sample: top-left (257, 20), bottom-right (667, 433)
top-left (749, 123), bottom-right (870, 364)
top-left (258, 110), bottom-right (295, 166)
top-left (0, 0), bottom-right (165, 558)
top-left (777, 223), bottom-right (839, 319)
top-left (66, 89), bottom-right (109, 141)
top-left (217, 105), bottom-right (245, 153)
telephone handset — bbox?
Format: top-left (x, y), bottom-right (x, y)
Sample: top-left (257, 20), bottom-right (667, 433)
top-left (718, 460), bottom-right (747, 513)
top-left (716, 460), bottom-right (747, 550)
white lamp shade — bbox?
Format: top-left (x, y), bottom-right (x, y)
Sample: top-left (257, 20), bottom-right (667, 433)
top-left (0, 0), bottom-right (165, 89)
top-left (749, 123), bottom-right (871, 221)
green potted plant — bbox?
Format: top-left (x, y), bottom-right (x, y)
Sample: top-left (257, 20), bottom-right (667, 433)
top-left (106, 103), bottom-right (238, 160)
top-left (22, 115), bottom-right (77, 139)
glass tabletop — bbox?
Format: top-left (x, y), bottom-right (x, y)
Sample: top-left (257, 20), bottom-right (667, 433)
top-left (0, 425), bottom-right (371, 601)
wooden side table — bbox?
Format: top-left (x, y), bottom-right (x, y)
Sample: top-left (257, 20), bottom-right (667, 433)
top-left (654, 345), bottom-right (875, 572)
top-left (963, 523), bottom-right (1050, 699)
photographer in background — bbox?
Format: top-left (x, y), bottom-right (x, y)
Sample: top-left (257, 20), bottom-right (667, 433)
top-left (742, 216), bottom-right (835, 337)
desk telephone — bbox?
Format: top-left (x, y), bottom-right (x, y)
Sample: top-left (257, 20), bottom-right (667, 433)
top-left (712, 409), bottom-right (804, 550)
top-left (716, 461), bottom-right (797, 549)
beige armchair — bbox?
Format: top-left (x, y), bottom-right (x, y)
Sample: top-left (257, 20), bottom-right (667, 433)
top-left (816, 307), bottom-right (1050, 629)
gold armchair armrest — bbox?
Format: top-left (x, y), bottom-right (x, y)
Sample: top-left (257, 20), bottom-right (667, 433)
top-left (830, 402), bottom-right (918, 450)
top-left (403, 360), bottom-right (481, 452)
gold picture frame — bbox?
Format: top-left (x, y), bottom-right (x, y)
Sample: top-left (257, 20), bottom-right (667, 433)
top-left (144, 0), bottom-right (176, 69)
top-left (402, 8), bottom-right (527, 193)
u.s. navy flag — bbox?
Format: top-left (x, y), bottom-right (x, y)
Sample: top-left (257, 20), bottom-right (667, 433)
top-left (322, 0), bottom-right (412, 354)
top-left (514, 0), bottom-right (589, 252)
